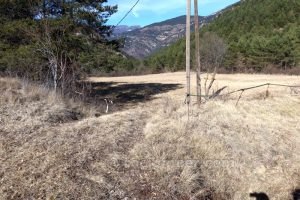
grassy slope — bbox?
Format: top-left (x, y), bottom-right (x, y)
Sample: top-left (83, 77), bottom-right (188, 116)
top-left (145, 0), bottom-right (300, 72)
top-left (1, 77), bottom-right (300, 199)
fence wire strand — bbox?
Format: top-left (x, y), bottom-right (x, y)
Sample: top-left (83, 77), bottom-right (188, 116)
top-left (188, 83), bottom-right (300, 99)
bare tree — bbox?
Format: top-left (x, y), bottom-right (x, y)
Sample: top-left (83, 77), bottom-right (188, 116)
top-left (201, 32), bottom-right (228, 98)
top-left (34, 20), bottom-right (73, 93)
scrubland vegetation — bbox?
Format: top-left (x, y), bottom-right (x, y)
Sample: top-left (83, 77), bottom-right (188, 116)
top-left (1, 74), bottom-right (300, 199)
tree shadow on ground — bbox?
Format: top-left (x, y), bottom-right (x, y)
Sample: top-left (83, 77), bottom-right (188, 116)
top-left (77, 81), bottom-right (182, 112)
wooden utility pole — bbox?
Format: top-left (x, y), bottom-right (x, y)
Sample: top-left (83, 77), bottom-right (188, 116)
top-left (194, 0), bottom-right (201, 104)
top-left (186, 0), bottom-right (191, 104)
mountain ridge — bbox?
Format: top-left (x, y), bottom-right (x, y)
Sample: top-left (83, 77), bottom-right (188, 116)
top-left (114, 1), bottom-right (240, 59)
top-left (112, 25), bottom-right (141, 35)
top-left (116, 15), bottom-right (214, 59)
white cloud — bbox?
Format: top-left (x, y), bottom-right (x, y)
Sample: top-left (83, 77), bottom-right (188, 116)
top-left (132, 8), bottom-right (140, 18)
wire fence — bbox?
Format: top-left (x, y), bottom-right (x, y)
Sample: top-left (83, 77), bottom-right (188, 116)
top-left (186, 82), bottom-right (300, 106)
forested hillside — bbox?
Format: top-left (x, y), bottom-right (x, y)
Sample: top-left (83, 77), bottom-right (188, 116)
top-left (145, 0), bottom-right (300, 73)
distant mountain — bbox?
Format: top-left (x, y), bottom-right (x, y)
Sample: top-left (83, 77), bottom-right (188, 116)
top-left (114, 2), bottom-right (238, 59)
top-left (112, 25), bottom-right (141, 35)
top-left (145, 0), bottom-right (300, 72)
top-left (115, 15), bottom-right (215, 59)
top-left (145, 15), bottom-right (214, 28)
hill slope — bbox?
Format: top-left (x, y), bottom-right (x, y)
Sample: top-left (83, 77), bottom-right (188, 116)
top-left (145, 0), bottom-right (300, 72)
top-left (115, 15), bottom-right (215, 59)
top-left (112, 25), bottom-right (141, 35)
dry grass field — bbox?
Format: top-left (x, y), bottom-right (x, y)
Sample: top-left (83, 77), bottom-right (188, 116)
top-left (1, 73), bottom-right (300, 199)
top-left (89, 72), bottom-right (300, 94)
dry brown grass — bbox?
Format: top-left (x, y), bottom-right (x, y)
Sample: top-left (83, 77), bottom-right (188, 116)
top-left (130, 96), bottom-right (300, 199)
top-left (88, 72), bottom-right (300, 97)
top-left (1, 73), bottom-right (300, 199)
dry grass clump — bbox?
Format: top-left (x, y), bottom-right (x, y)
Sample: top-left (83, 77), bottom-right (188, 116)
top-left (1, 77), bottom-right (300, 199)
top-left (130, 96), bottom-right (300, 199)
top-left (0, 78), bottom-right (102, 124)
top-left (0, 78), bottom-right (152, 199)
top-left (0, 78), bottom-right (53, 104)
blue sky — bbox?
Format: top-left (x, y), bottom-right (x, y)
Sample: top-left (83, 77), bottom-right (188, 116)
top-left (107, 0), bottom-right (240, 27)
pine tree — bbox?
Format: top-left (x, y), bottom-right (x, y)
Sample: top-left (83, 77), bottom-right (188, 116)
top-left (0, 0), bottom-right (136, 91)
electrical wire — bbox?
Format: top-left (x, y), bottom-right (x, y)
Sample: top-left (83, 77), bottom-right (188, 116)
top-left (110, 0), bottom-right (141, 32)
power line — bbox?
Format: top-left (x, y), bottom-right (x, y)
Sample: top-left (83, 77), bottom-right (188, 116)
top-left (111, 0), bottom-right (141, 32)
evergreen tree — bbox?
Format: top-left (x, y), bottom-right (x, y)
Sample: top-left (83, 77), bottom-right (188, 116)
top-left (0, 0), bottom-right (137, 90)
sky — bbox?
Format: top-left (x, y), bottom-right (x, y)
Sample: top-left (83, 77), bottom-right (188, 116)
top-left (107, 0), bottom-right (240, 27)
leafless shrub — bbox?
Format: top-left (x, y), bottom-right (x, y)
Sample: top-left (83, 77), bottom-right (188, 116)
top-left (201, 32), bottom-right (228, 98)
top-left (38, 21), bottom-right (76, 93)
top-left (24, 20), bottom-right (78, 94)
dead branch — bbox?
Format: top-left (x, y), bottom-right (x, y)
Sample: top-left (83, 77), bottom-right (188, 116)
top-left (209, 86), bottom-right (227, 99)
top-left (236, 90), bottom-right (244, 106)
top-left (206, 65), bottom-right (217, 96)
